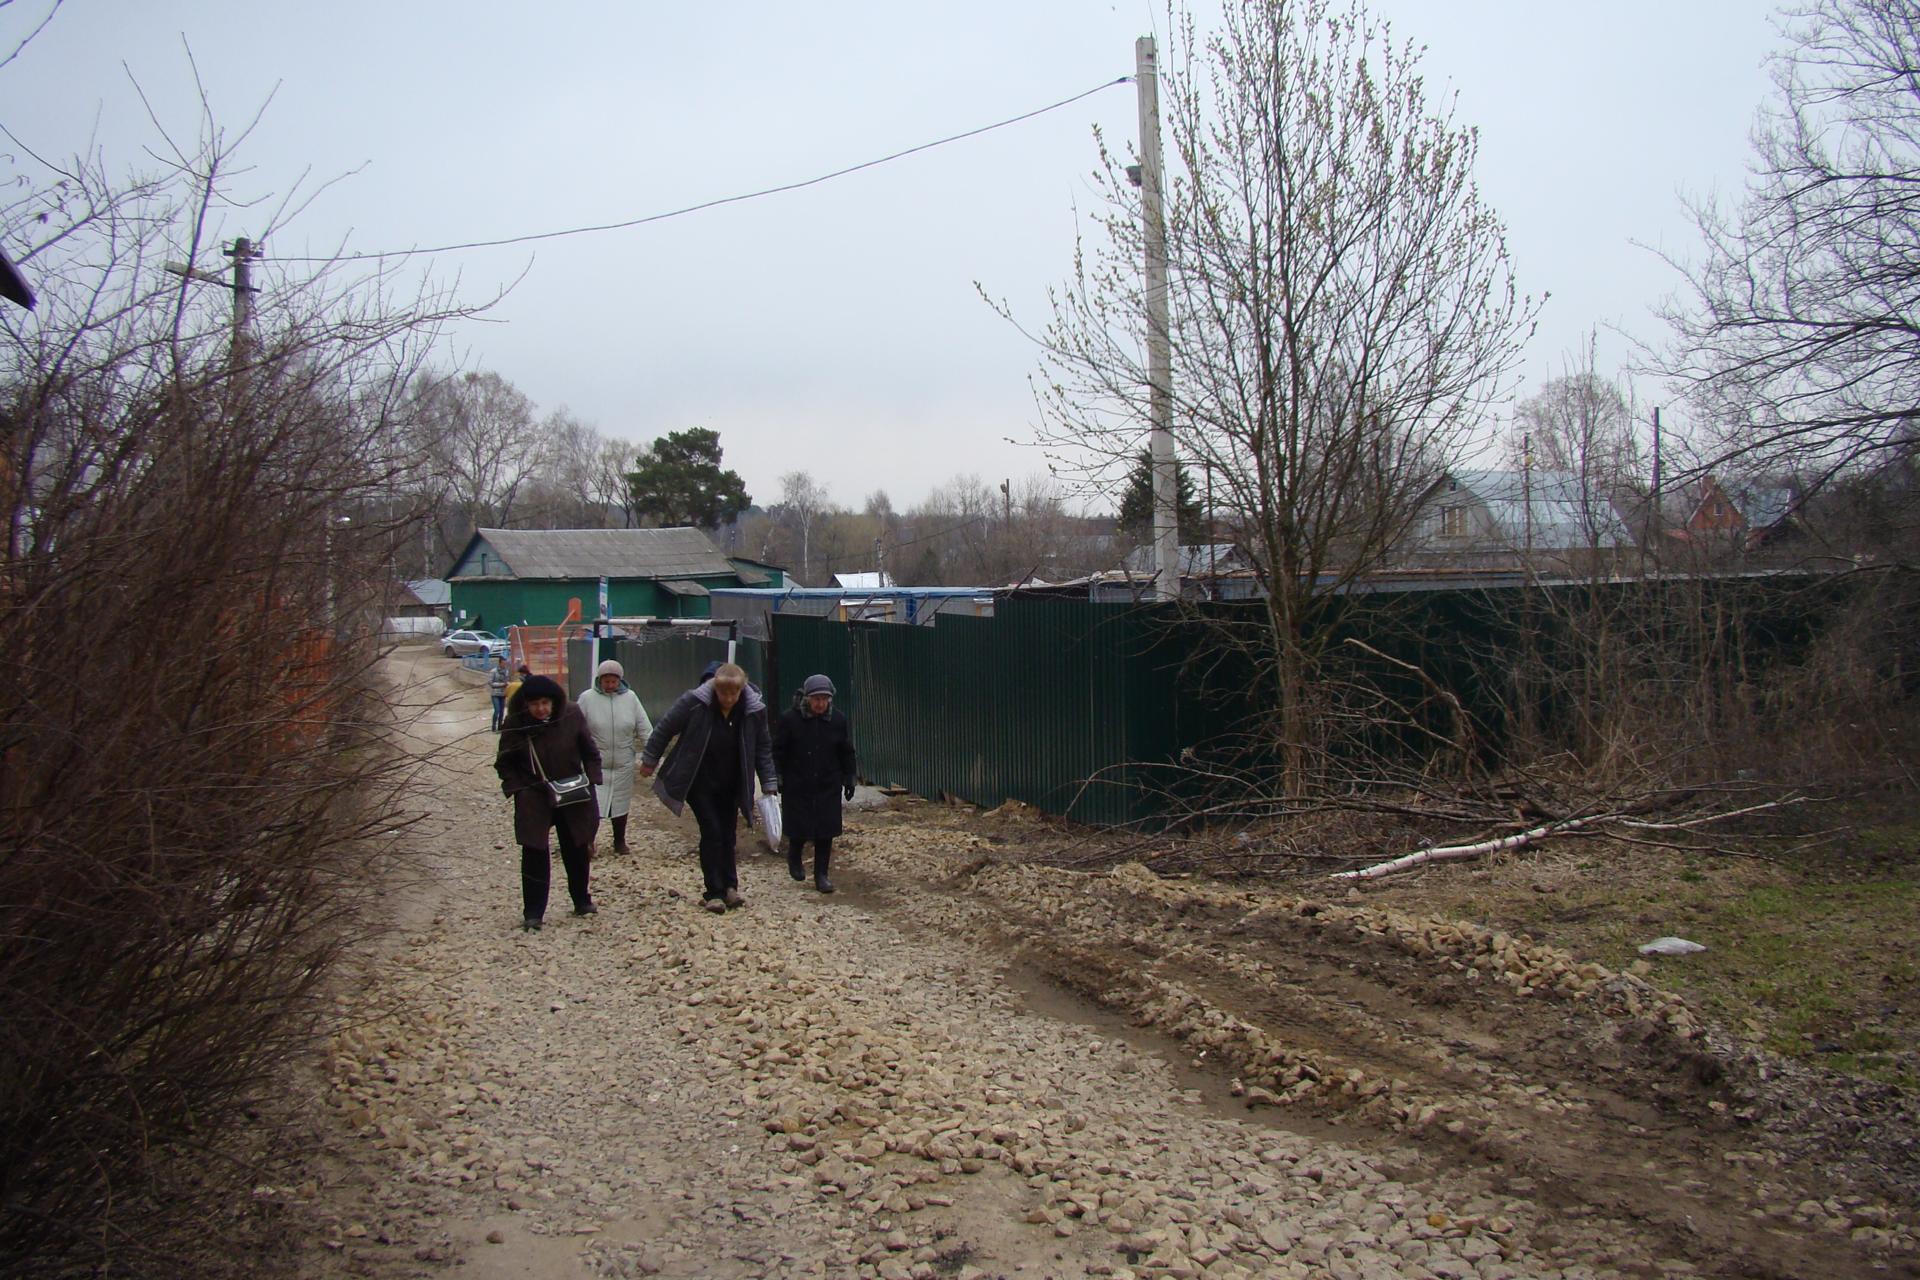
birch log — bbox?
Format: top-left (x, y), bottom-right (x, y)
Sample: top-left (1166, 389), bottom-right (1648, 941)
top-left (1332, 812), bottom-right (1616, 880)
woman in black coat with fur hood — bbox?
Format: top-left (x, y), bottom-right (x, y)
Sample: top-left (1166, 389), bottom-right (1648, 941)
top-left (772, 674), bottom-right (855, 893)
top-left (495, 674), bottom-right (603, 931)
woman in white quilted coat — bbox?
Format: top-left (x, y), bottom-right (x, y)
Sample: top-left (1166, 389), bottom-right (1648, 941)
top-left (577, 660), bottom-right (652, 854)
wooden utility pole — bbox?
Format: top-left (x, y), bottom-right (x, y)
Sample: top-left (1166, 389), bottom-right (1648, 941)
top-left (1136, 36), bottom-right (1178, 603)
top-left (164, 235), bottom-right (260, 358)
top-left (228, 236), bottom-right (257, 344)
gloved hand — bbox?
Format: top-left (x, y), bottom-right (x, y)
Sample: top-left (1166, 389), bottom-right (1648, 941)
top-left (843, 780), bottom-right (856, 801)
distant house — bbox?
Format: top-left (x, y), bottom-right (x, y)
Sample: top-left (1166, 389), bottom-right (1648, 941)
top-left (1107, 543), bottom-right (1260, 601)
top-left (385, 578), bottom-right (452, 636)
top-left (834, 571), bottom-right (894, 589)
top-left (447, 527), bottom-right (785, 630)
top-left (1122, 543), bottom-right (1251, 578)
top-left (1402, 470), bottom-right (1635, 574)
top-left (404, 578), bottom-right (452, 622)
top-left (1666, 474), bottom-right (1803, 555)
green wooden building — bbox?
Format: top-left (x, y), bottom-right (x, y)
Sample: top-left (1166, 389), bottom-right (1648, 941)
top-left (447, 527), bottom-right (784, 630)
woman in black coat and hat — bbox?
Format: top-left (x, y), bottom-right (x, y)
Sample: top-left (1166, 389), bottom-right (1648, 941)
top-left (495, 674), bottom-right (603, 930)
top-left (771, 674), bottom-right (856, 893)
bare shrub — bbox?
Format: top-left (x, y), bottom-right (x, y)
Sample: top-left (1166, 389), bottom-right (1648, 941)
top-left (1118, 567), bottom-right (1916, 876)
top-left (0, 113), bottom-right (473, 1271)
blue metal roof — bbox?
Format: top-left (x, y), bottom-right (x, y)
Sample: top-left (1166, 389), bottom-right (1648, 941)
top-left (1450, 470), bottom-right (1633, 549)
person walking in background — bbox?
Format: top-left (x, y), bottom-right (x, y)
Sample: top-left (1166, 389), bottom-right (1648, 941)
top-left (639, 663), bottom-right (777, 914)
top-left (488, 654), bottom-right (511, 731)
top-left (495, 674), bottom-right (602, 931)
top-left (772, 674), bottom-right (855, 894)
top-left (578, 659), bottom-right (651, 856)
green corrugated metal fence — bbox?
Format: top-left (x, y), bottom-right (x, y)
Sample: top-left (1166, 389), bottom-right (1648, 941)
top-left (572, 578), bottom-right (1856, 829)
top-left (773, 598), bottom-right (1205, 825)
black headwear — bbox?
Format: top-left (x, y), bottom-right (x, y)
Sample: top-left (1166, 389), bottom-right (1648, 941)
top-left (519, 674), bottom-right (565, 705)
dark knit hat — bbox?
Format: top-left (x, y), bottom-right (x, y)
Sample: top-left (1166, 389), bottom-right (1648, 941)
top-left (800, 674), bottom-right (835, 697)
top-left (518, 674), bottom-right (565, 705)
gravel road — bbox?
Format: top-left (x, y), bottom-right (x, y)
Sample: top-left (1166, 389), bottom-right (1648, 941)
top-left (274, 646), bottom-right (1913, 1280)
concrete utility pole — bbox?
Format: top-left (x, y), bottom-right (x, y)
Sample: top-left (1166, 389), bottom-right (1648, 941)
top-left (1522, 431), bottom-right (1534, 559)
top-left (1650, 406), bottom-right (1663, 535)
top-left (1136, 36), bottom-right (1178, 603)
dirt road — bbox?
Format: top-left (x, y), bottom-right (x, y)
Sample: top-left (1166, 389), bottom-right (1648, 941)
top-left (274, 647), bottom-right (1918, 1279)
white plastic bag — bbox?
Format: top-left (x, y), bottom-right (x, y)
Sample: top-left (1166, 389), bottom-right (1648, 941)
top-left (756, 792), bottom-right (783, 853)
top-left (1637, 936), bottom-right (1707, 956)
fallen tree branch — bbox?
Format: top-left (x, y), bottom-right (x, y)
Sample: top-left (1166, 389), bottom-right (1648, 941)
top-left (1331, 793), bottom-right (1808, 880)
top-left (1331, 811), bottom-right (1619, 880)
top-left (1614, 795), bottom-right (1807, 831)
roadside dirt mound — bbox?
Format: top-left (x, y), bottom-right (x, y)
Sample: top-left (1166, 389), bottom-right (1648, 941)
top-left (845, 802), bottom-right (1920, 1280)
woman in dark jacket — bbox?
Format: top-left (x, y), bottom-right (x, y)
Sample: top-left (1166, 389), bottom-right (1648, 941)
top-left (640, 663), bottom-right (777, 913)
top-left (772, 673), bottom-right (856, 893)
top-left (495, 674), bottom-right (603, 931)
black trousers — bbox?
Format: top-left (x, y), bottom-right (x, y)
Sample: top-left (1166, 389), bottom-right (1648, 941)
top-left (521, 822), bottom-right (591, 919)
top-left (686, 784), bottom-right (739, 901)
top-left (790, 837), bottom-right (832, 874)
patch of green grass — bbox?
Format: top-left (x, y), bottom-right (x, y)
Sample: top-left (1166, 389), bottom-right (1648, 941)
top-left (1378, 829), bottom-right (1920, 1085)
top-left (1667, 877), bottom-right (1919, 1085)
top-left (1856, 821), bottom-right (1920, 857)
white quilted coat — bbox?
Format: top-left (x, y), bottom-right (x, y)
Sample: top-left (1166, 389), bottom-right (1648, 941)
top-left (577, 685), bottom-right (653, 819)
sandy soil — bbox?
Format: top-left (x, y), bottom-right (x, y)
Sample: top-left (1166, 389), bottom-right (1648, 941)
top-left (257, 645), bottom-right (1918, 1280)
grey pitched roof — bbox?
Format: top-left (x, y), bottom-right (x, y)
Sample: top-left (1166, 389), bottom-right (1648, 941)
top-left (406, 578), bottom-right (452, 607)
top-left (469, 527), bottom-right (741, 580)
top-left (1722, 482), bottom-right (1798, 529)
top-left (1449, 470), bottom-right (1633, 549)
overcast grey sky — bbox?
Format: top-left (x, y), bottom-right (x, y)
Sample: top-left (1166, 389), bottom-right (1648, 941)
top-left (4, 1), bottom-right (1779, 512)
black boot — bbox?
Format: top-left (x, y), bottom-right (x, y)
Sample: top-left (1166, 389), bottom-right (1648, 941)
top-left (787, 843), bottom-right (805, 882)
top-left (611, 815), bottom-right (629, 855)
top-left (814, 844), bottom-right (834, 894)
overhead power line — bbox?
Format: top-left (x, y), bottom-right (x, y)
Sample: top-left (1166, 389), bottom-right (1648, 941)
top-left (279, 77), bottom-right (1132, 264)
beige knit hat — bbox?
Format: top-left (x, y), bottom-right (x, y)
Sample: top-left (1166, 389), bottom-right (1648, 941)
top-left (595, 659), bottom-right (624, 680)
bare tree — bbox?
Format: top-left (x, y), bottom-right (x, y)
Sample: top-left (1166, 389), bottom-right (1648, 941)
top-left (516, 407), bottom-right (611, 528)
top-left (912, 474), bottom-right (1003, 584)
top-left (402, 368), bottom-right (543, 556)
top-left (776, 470), bottom-right (831, 584)
top-left (1017, 0), bottom-right (1537, 789)
top-left (593, 435), bottom-right (643, 527)
top-left (1505, 338), bottom-right (1646, 551)
top-left (1509, 372), bottom-right (1641, 483)
top-left (1660, 0), bottom-right (1920, 508)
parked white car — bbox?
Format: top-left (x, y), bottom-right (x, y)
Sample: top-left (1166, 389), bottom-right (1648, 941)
top-left (442, 629), bottom-right (508, 658)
